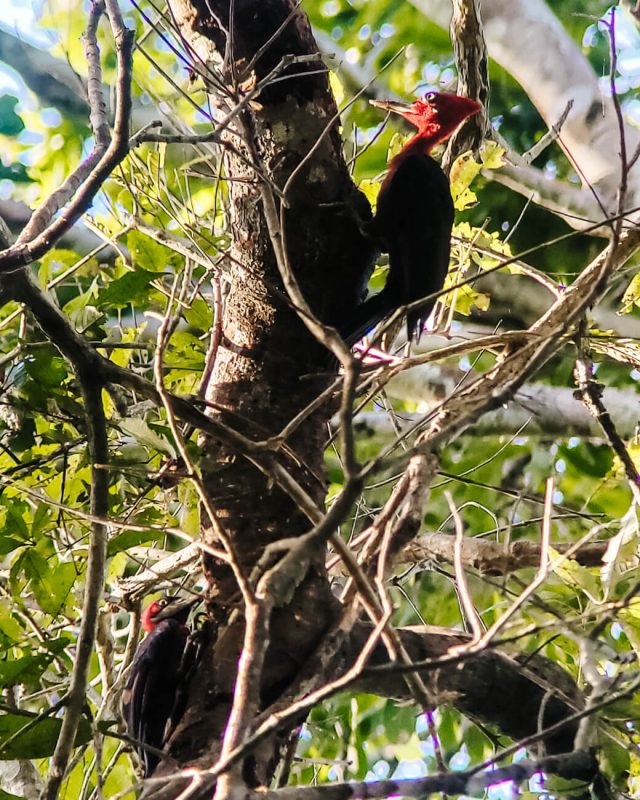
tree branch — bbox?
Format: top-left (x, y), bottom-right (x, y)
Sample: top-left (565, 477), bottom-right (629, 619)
top-left (348, 361), bottom-right (640, 439)
top-left (0, 1), bottom-right (134, 273)
top-left (403, 532), bottom-right (609, 575)
top-left (251, 750), bottom-right (596, 800)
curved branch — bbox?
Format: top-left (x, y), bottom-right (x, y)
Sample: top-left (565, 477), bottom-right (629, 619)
top-left (0, 5), bottom-right (134, 272)
top-left (403, 533), bottom-right (609, 575)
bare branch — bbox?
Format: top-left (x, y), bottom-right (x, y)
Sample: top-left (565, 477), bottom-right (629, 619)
top-left (250, 750), bottom-right (596, 800)
top-left (444, 0), bottom-right (490, 167)
top-left (0, 1), bottom-right (134, 273)
top-left (403, 533), bottom-right (610, 575)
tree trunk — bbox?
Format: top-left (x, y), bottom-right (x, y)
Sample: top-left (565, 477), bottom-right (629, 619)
top-left (150, 0), bottom-right (375, 792)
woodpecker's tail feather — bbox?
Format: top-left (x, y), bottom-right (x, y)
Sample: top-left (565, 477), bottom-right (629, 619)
top-left (406, 300), bottom-right (436, 344)
top-left (340, 289), bottom-right (436, 349)
top-left (339, 287), bottom-right (397, 347)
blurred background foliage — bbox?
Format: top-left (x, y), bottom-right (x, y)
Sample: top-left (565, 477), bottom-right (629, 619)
top-left (0, 0), bottom-right (639, 797)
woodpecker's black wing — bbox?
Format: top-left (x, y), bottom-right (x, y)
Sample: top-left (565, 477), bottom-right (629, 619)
top-left (123, 618), bottom-right (189, 776)
top-left (341, 152), bottom-right (453, 346)
top-left (381, 152), bottom-right (453, 340)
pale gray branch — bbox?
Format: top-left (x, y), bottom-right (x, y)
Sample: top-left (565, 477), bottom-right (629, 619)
top-left (346, 363), bottom-right (640, 439)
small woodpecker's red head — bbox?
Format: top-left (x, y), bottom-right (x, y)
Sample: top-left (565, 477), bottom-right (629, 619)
top-left (371, 91), bottom-right (481, 151)
top-left (141, 596), bottom-right (196, 633)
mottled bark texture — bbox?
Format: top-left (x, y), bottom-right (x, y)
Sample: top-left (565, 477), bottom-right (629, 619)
top-left (444, 0), bottom-right (490, 167)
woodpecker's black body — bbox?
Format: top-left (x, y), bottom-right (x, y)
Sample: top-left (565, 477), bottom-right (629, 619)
top-left (123, 598), bottom-right (195, 777)
top-left (342, 153), bottom-right (454, 345)
top-left (339, 92), bottom-right (481, 347)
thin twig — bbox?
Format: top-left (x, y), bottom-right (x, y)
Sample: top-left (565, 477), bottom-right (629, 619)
top-left (573, 325), bottom-right (640, 503)
top-left (446, 492), bottom-right (483, 640)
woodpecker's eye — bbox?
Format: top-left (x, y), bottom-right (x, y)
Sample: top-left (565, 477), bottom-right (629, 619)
top-left (425, 91), bottom-right (437, 102)
top-left (157, 598), bottom-right (168, 608)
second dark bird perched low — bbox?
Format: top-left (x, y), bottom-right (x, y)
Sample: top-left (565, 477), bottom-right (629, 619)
top-left (340, 92), bottom-right (481, 346)
top-left (123, 596), bottom-right (197, 777)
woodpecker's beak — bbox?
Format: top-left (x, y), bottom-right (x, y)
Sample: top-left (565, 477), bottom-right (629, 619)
top-left (369, 99), bottom-right (413, 115)
top-left (154, 596), bottom-right (198, 622)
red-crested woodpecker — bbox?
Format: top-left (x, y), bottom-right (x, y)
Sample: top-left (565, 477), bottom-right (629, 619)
top-left (123, 596), bottom-right (197, 776)
top-left (341, 92), bottom-right (481, 345)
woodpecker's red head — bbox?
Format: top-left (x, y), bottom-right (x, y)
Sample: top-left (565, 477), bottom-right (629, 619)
top-left (371, 91), bottom-right (481, 152)
top-left (141, 596), bottom-right (196, 633)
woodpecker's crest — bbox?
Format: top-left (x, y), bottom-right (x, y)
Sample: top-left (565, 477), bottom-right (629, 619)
top-left (371, 92), bottom-right (481, 151)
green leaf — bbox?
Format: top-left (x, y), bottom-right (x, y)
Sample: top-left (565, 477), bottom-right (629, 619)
top-left (40, 249), bottom-right (94, 280)
top-left (598, 735), bottom-right (631, 785)
top-left (118, 417), bottom-right (177, 458)
top-left (97, 269), bottom-right (158, 309)
top-left (183, 297), bottom-right (213, 331)
top-left (358, 179), bottom-right (380, 210)
top-left (107, 528), bottom-right (158, 557)
top-left (450, 143), bottom-right (504, 212)
top-left (22, 551), bottom-right (77, 615)
top-left (164, 331), bottom-right (205, 371)
top-left (621, 271), bottom-right (640, 313)
top-left (0, 713), bottom-right (90, 759)
top-left (601, 505), bottom-right (639, 597)
top-left (0, 537), bottom-right (24, 556)
top-left (0, 602), bottom-right (22, 642)
top-left (479, 140), bottom-right (505, 170)
top-left (450, 281), bottom-right (490, 315)
top-left (31, 503), bottom-right (53, 539)
top-left (0, 162), bottom-right (30, 183)
top-left (62, 288), bottom-right (98, 318)
top-left (550, 547), bottom-right (601, 601)
top-left (24, 354), bottom-right (67, 388)
top-left (127, 230), bottom-right (176, 273)
top-left (450, 151), bottom-right (481, 211)
top-left (2, 504), bottom-right (29, 542)
top-left (0, 653), bottom-right (55, 688)
top-left (0, 788), bottom-right (27, 800)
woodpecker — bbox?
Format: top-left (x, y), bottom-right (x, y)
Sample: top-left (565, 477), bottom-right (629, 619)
top-left (123, 596), bottom-right (197, 776)
top-left (340, 92), bottom-right (481, 346)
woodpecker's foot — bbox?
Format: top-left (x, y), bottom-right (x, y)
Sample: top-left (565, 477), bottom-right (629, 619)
top-left (353, 343), bottom-right (402, 366)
